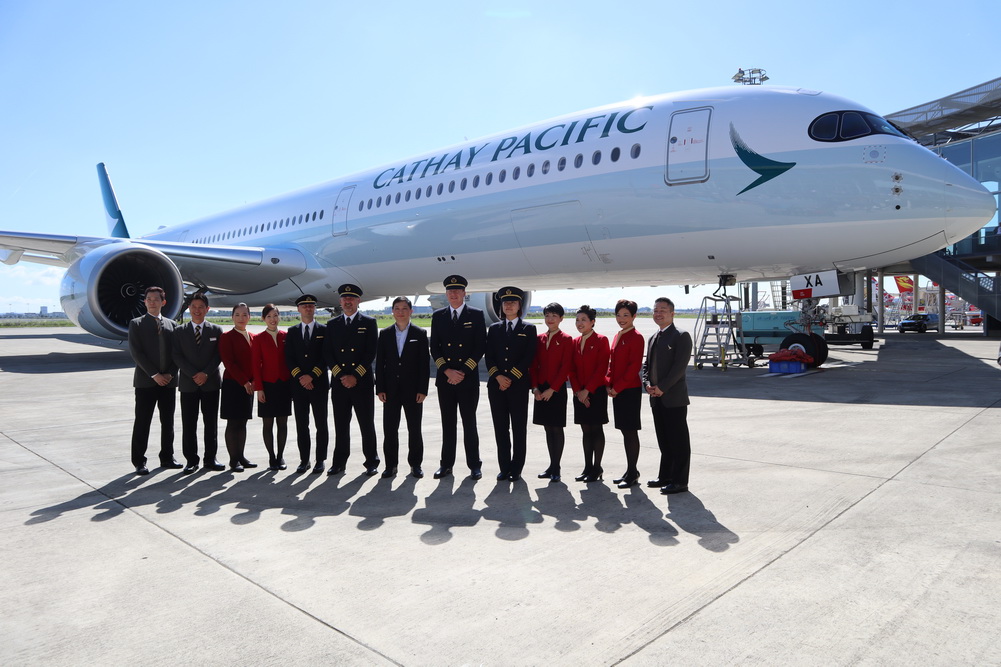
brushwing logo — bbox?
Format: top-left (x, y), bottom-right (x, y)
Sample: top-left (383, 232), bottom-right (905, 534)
top-left (730, 123), bottom-right (796, 195)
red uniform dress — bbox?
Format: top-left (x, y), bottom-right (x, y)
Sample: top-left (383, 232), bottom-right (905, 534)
top-left (529, 329), bottom-right (573, 427)
top-left (607, 327), bottom-right (644, 431)
top-left (219, 328), bottom-right (256, 420)
top-left (251, 329), bottom-right (292, 418)
top-left (570, 332), bottom-right (609, 425)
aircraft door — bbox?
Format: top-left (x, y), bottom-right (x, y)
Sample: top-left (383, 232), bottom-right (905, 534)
top-left (331, 186), bottom-right (354, 236)
top-left (666, 107), bottom-right (712, 185)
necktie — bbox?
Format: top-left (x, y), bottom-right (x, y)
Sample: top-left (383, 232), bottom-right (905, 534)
top-left (452, 309), bottom-right (458, 324)
top-left (155, 316), bottom-right (162, 335)
top-left (195, 324), bottom-right (202, 345)
top-left (303, 324), bottom-right (310, 344)
top-left (157, 317), bottom-right (168, 371)
top-left (507, 321), bottom-right (513, 335)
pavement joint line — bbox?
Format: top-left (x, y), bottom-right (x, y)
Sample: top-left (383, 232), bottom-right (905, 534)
top-left (612, 394), bottom-right (1001, 664)
top-left (6, 433), bottom-right (405, 667)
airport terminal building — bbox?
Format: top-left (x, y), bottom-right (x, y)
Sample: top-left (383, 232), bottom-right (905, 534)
top-left (886, 76), bottom-right (1001, 332)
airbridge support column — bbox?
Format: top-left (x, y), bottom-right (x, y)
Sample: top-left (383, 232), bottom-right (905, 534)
top-left (877, 269), bottom-right (885, 334)
top-left (938, 284), bottom-right (946, 334)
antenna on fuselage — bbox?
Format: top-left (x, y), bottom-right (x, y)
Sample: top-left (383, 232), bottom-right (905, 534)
top-left (731, 68), bottom-right (769, 85)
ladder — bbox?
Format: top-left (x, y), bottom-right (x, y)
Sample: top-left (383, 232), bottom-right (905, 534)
top-left (693, 295), bottom-right (744, 370)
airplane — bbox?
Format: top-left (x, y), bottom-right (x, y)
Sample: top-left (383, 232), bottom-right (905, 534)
top-left (1, 84), bottom-right (995, 357)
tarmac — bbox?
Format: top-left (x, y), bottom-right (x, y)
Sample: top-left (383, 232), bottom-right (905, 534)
top-left (1, 318), bottom-right (1000, 666)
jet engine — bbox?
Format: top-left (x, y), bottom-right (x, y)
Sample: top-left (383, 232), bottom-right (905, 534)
top-left (426, 290), bottom-right (534, 324)
top-left (60, 243), bottom-right (184, 340)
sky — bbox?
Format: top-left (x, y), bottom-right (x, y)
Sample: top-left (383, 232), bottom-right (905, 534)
top-left (1, 0), bottom-right (997, 315)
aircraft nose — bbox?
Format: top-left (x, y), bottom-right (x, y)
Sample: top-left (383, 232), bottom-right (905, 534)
top-left (944, 173), bottom-right (997, 240)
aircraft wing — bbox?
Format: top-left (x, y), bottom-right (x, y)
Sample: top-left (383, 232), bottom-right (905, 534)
top-left (0, 230), bottom-right (309, 294)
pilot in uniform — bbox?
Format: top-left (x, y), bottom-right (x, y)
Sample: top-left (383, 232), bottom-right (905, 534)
top-left (285, 293), bottom-right (330, 474)
top-left (484, 287), bottom-right (536, 481)
top-left (430, 275), bottom-right (486, 480)
top-left (323, 283), bottom-right (380, 475)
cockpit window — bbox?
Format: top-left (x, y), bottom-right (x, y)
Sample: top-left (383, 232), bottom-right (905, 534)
top-left (809, 110), bottom-right (907, 143)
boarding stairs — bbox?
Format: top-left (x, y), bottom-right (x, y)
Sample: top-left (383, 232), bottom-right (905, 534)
top-left (910, 251), bottom-right (1001, 325)
top-left (693, 295), bottom-right (745, 369)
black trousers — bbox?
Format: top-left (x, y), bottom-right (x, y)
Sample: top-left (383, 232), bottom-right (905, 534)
top-left (131, 386), bottom-right (176, 468)
top-left (330, 380), bottom-right (378, 469)
top-left (292, 387), bottom-right (329, 465)
top-left (382, 393), bottom-right (424, 470)
top-left (180, 389), bottom-right (220, 465)
top-left (437, 380), bottom-right (481, 470)
top-left (488, 384), bottom-right (530, 476)
top-left (650, 403), bottom-right (691, 486)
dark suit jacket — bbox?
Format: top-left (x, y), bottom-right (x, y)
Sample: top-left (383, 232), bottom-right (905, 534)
top-left (172, 320), bottom-right (223, 393)
top-left (128, 313), bottom-right (178, 389)
top-left (285, 321), bottom-right (330, 393)
top-left (485, 319), bottom-right (537, 389)
top-left (323, 314), bottom-right (377, 385)
top-left (642, 325), bottom-right (692, 407)
top-left (375, 323), bottom-right (430, 399)
top-left (430, 305), bottom-right (486, 387)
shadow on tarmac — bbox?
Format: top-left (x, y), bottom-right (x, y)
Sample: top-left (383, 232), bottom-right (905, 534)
top-left (25, 469), bottom-right (735, 549)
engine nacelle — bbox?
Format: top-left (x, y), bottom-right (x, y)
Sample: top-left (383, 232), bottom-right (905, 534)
top-left (60, 242), bottom-right (184, 340)
top-left (462, 290), bottom-right (534, 324)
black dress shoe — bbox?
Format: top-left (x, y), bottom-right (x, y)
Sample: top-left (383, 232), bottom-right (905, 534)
top-left (584, 468), bottom-right (603, 483)
top-left (364, 466), bottom-right (379, 476)
top-left (135, 466), bottom-right (150, 476)
top-left (508, 473), bottom-right (521, 482)
top-left (182, 464), bottom-right (198, 475)
top-left (161, 460), bottom-right (184, 469)
top-left (381, 467), bottom-right (398, 479)
top-left (240, 459), bottom-right (258, 468)
top-left (278, 459), bottom-right (288, 470)
top-left (550, 473), bottom-right (561, 483)
top-left (433, 466), bottom-right (452, 479)
top-left (327, 465), bottom-right (346, 476)
top-left (295, 462), bottom-right (310, 473)
top-left (646, 478), bottom-right (668, 488)
top-left (470, 468), bottom-right (482, 480)
top-left (411, 467), bottom-right (424, 479)
top-left (660, 483), bottom-right (689, 495)
top-left (538, 470), bottom-right (553, 479)
top-left (230, 462), bottom-right (245, 473)
top-left (204, 462), bottom-right (226, 472)
top-left (311, 463), bottom-right (325, 474)
top-left (574, 470), bottom-right (590, 482)
top-left (613, 473), bottom-right (628, 484)
top-left (496, 471), bottom-right (509, 481)
top-left (617, 477), bottom-right (639, 489)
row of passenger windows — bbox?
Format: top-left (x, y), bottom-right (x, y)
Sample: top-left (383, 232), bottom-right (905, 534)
top-left (193, 209), bottom-right (324, 244)
top-left (359, 143), bottom-right (643, 212)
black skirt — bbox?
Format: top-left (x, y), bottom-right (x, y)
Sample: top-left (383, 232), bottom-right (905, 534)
top-left (257, 380), bottom-right (292, 418)
top-left (612, 386), bottom-right (642, 431)
top-left (220, 377), bottom-right (254, 421)
top-left (573, 385), bottom-right (608, 425)
top-left (532, 385), bottom-right (568, 427)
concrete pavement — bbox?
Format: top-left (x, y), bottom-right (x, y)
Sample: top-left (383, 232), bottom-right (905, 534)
top-left (1, 320), bottom-right (999, 665)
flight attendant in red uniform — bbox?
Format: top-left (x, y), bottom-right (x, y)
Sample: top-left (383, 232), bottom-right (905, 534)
top-left (219, 302), bottom-right (257, 472)
top-left (569, 305), bottom-right (610, 483)
top-left (606, 299), bottom-right (644, 488)
top-left (530, 302), bottom-right (573, 483)
top-left (251, 304), bottom-right (292, 470)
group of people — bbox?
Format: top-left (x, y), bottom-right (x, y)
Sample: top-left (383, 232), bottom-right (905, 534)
top-left (128, 275), bottom-right (693, 495)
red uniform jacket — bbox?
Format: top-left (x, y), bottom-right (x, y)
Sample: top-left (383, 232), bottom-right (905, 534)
top-left (530, 329), bottom-right (573, 392)
top-left (251, 329), bottom-right (290, 390)
top-left (607, 327), bottom-right (644, 393)
top-left (570, 332), bottom-right (610, 395)
top-left (220, 328), bottom-right (255, 386)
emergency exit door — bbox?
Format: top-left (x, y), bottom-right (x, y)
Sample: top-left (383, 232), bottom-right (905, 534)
top-left (666, 107), bottom-right (712, 185)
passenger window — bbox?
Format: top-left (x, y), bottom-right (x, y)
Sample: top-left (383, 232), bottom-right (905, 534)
top-left (592, 150), bottom-right (601, 165)
top-left (611, 147), bottom-right (621, 162)
top-left (499, 169), bottom-right (506, 183)
top-left (473, 175), bottom-right (480, 188)
top-left (513, 166), bottom-right (520, 180)
top-left (574, 154), bottom-right (583, 168)
top-left (486, 172), bottom-right (493, 185)
top-left (631, 144), bottom-right (641, 159)
top-left (558, 157), bottom-right (566, 171)
top-left (542, 160), bottom-right (550, 174)
top-left (527, 163), bottom-right (535, 177)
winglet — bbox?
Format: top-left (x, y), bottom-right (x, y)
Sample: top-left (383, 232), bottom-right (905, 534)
top-left (96, 163), bottom-right (130, 238)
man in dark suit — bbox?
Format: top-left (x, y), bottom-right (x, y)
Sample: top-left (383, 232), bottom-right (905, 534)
top-left (285, 294), bottom-right (330, 474)
top-left (376, 296), bottom-right (430, 479)
top-left (172, 292), bottom-right (225, 473)
top-left (323, 284), bottom-right (379, 475)
top-left (485, 286), bottom-right (536, 481)
top-left (128, 285), bottom-right (182, 475)
top-left (642, 297), bottom-right (693, 494)
top-left (430, 275), bottom-right (486, 480)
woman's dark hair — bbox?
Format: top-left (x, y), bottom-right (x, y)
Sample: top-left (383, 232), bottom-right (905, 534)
top-left (543, 302), bottom-right (564, 317)
top-left (614, 299), bottom-right (637, 316)
top-left (577, 304), bottom-right (597, 321)
top-left (262, 303), bottom-right (278, 319)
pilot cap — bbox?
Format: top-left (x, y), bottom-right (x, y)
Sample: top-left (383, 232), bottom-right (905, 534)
top-left (498, 286), bottom-right (524, 302)
top-left (338, 284), bottom-right (363, 298)
top-left (295, 294), bottom-right (318, 306)
top-left (443, 275), bottom-right (468, 290)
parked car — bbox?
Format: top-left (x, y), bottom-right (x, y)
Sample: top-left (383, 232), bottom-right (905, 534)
top-left (898, 313), bottom-right (939, 333)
